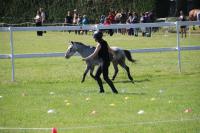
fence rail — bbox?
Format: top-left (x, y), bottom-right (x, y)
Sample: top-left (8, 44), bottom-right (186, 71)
top-left (0, 21), bottom-right (200, 32)
top-left (1, 46), bottom-right (200, 59)
top-left (0, 21), bottom-right (200, 81)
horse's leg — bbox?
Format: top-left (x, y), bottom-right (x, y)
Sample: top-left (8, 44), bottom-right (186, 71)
top-left (112, 61), bottom-right (119, 81)
top-left (89, 66), bottom-right (95, 79)
top-left (119, 60), bottom-right (133, 82)
top-left (81, 65), bottom-right (90, 83)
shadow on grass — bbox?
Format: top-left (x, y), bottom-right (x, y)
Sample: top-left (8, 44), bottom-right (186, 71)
top-left (113, 78), bottom-right (150, 84)
top-left (83, 90), bottom-right (146, 95)
top-left (119, 91), bottom-right (146, 95)
top-left (183, 71), bottom-right (200, 76)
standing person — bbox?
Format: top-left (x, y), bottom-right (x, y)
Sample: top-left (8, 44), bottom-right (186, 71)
top-left (73, 13), bottom-right (78, 34)
top-left (39, 8), bottom-right (46, 24)
top-left (120, 11), bottom-right (127, 35)
top-left (34, 10), bottom-right (43, 36)
top-left (197, 11), bottom-right (200, 22)
top-left (64, 11), bottom-right (73, 34)
top-left (39, 8), bottom-right (46, 33)
top-left (114, 10), bottom-right (122, 24)
top-left (108, 11), bottom-right (115, 24)
top-left (140, 13), bottom-right (146, 37)
top-left (133, 12), bottom-right (139, 36)
top-left (197, 11), bottom-right (200, 28)
top-left (99, 15), bottom-right (105, 24)
top-left (126, 12), bottom-right (134, 36)
top-left (83, 31), bottom-right (118, 94)
top-left (147, 11), bottom-right (154, 37)
top-left (178, 10), bottom-right (187, 38)
top-left (145, 12), bottom-right (151, 37)
top-left (103, 17), bottom-right (114, 36)
top-left (77, 14), bottom-right (82, 34)
top-left (82, 15), bottom-right (89, 35)
top-left (65, 11), bottom-right (73, 24)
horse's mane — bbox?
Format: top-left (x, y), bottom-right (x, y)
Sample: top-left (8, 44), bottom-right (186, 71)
top-left (73, 41), bottom-right (95, 49)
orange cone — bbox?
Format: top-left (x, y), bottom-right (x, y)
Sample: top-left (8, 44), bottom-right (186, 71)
top-left (52, 128), bottom-right (57, 133)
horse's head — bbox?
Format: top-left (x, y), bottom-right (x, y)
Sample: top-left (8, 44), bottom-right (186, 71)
top-left (65, 41), bottom-right (77, 59)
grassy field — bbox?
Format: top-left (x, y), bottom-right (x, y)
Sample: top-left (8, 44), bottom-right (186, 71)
top-left (0, 30), bottom-right (200, 133)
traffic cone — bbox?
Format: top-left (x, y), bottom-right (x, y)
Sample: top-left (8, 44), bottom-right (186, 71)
top-left (52, 128), bottom-right (57, 133)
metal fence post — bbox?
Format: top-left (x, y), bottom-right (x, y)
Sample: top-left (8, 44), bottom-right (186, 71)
top-left (176, 21), bottom-right (181, 72)
top-left (95, 24), bottom-right (99, 31)
top-left (9, 27), bottom-right (15, 81)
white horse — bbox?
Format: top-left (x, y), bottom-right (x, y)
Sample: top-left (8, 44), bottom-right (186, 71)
top-left (65, 41), bottom-right (135, 83)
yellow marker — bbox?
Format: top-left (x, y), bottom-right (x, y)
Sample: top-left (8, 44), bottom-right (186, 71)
top-left (91, 110), bottom-right (96, 115)
top-left (125, 97), bottom-right (129, 100)
top-left (109, 103), bottom-right (115, 106)
top-left (86, 97), bottom-right (90, 101)
top-left (66, 102), bottom-right (70, 106)
top-left (150, 98), bottom-right (155, 101)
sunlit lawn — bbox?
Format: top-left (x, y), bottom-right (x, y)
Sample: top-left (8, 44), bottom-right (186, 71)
top-left (0, 30), bottom-right (200, 133)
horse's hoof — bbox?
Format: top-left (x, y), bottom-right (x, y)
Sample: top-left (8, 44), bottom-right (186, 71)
top-left (129, 77), bottom-right (133, 81)
top-left (99, 90), bottom-right (105, 93)
top-left (112, 90), bottom-right (118, 94)
top-left (129, 77), bottom-right (134, 83)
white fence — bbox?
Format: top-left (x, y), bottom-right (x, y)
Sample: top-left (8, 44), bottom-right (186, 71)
top-left (0, 21), bottom-right (200, 81)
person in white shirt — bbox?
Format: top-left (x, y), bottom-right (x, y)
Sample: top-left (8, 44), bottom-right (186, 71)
top-left (39, 8), bottom-right (46, 33)
top-left (34, 10), bottom-right (43, 36)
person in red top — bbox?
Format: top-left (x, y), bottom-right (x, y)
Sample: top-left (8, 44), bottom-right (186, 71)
top-left (103, 17), bottom-right (114, 36)
top-left (103, 17), bottom-right (111, 25)
top-left (108, 11), bottom-right (115, 24)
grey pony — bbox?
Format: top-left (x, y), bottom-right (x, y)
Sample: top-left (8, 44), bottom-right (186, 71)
top-left (65, 41), bottom-right (135, 83)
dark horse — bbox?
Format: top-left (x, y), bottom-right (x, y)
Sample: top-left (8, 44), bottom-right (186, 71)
top-left (65, 41), bottom-right (136, 83)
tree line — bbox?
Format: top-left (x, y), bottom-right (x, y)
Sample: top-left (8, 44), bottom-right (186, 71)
top-left (1, 0), bottom-right (199, 24)
top-left (0, 0), bottom-right (156, 23)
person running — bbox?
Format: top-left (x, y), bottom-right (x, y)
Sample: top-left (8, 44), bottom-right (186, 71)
top-left (83, 31), bottom-right (118, 94)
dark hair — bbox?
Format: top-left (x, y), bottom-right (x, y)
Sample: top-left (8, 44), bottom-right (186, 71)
top-left (93, 31), bottom-right (103, 39)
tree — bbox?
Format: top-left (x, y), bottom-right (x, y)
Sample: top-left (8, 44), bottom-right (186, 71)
top-left (0, 0), bottom-right (156, 24)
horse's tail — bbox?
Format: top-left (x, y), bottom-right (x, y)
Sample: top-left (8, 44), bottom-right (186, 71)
top-left (124, 50), bottom-right (136, 63)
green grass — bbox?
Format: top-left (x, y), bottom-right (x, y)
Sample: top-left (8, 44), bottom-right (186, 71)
top-left (0, 31), bottom-right (200, 133)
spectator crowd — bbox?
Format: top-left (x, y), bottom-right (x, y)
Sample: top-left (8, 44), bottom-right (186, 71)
top-left (63, 9), bottom-right (155, 37)
top-left (34, 8), bottom-right (192, 38)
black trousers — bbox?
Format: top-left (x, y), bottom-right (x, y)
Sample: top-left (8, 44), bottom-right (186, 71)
top-left (36, 22), bottom-right (43, 36)
top-left (95, 61), bottom-right (118, 93)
